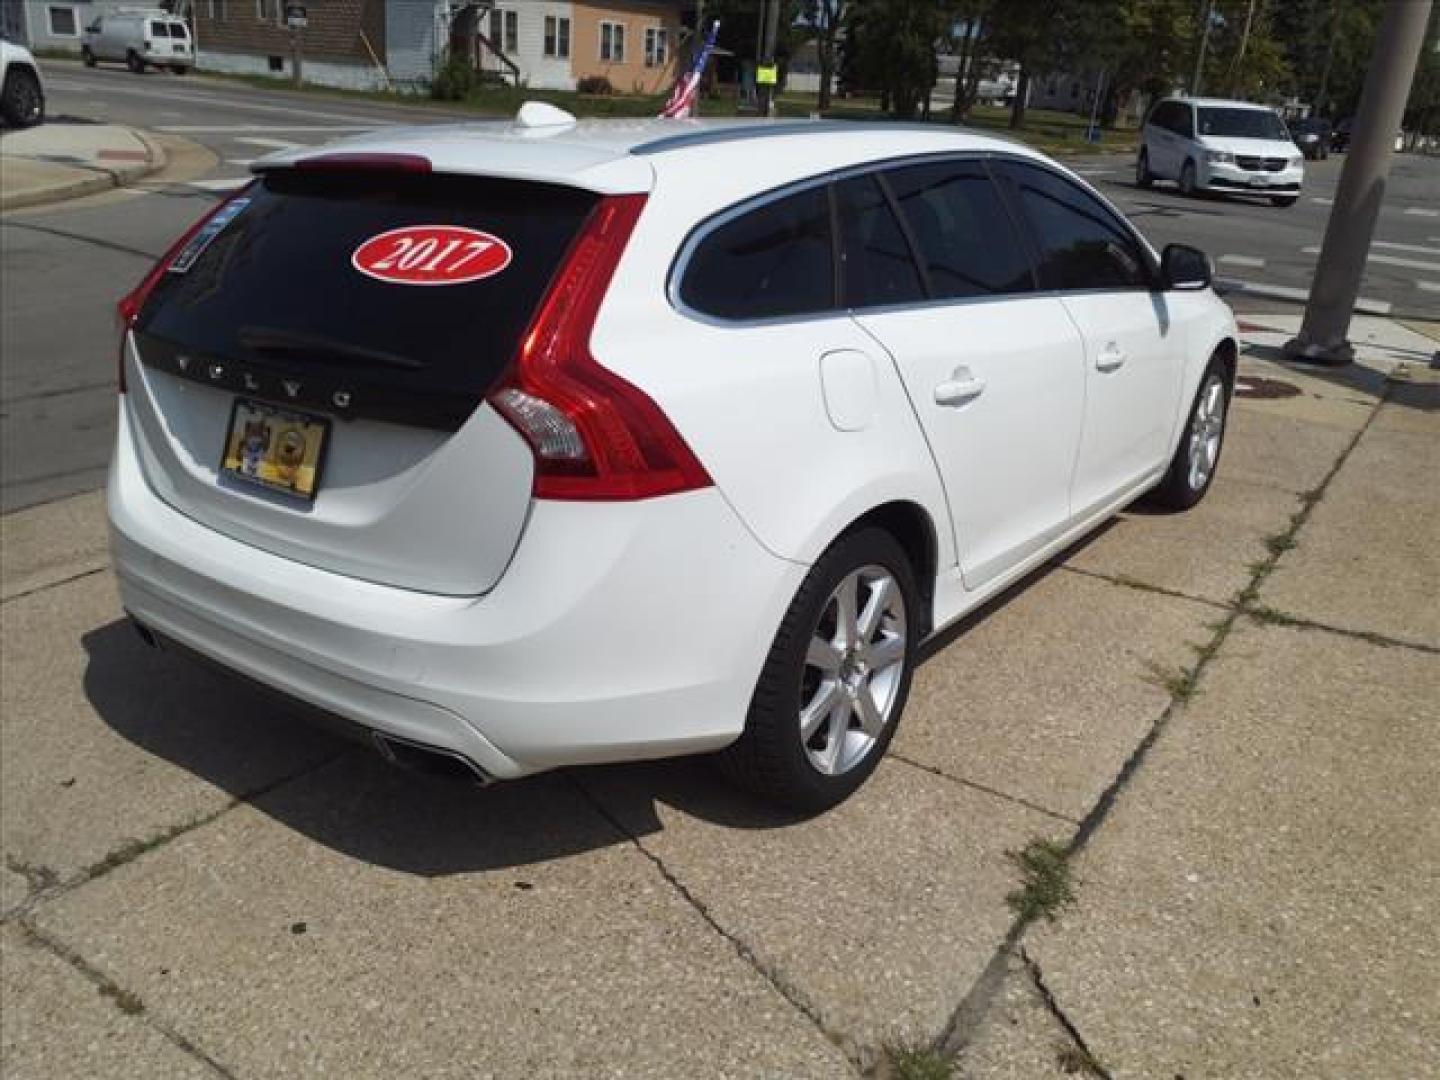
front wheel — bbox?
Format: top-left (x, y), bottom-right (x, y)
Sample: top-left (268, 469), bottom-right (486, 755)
top-left (719, 527), bottom-right (919, 812)
top-left (82, 46), bottom-right (97, 68)
top-left (126, 51), bottom-right (146, 74)
top-left (0, 69), bottom-right (44, 127)
top-left (1135, 149), bottom-right (1153, 188)
top-left (1147, 361), bottom-right (1230, 511)
top-left (1179, 159), bottom-right (1198, 197)
top-left (1271, 195), bottom-right (1298, 208)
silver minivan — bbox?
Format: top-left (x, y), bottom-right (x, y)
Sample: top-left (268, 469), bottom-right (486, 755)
top-left (82, 9), bottom-right (192, 75)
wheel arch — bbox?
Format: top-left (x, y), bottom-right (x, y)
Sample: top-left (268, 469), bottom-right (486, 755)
top-left (839, 500), bottom-right (938, 638)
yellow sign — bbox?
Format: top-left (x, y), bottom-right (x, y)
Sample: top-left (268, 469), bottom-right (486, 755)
top-left (756, 64), bottom-right (778, 86)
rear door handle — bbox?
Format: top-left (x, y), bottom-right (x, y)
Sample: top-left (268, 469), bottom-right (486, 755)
top-left (1095, 346), bottom-right (1127, 373)
top-left (934, 369), bottom-right (987, 407)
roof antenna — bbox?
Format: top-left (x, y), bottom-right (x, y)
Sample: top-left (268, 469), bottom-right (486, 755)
top-left (516, 101), bottom-right (578, 129)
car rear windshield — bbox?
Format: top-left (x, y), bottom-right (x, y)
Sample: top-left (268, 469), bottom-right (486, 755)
top-left (136, 171), bottom-right (597, 427)
top-left (1197, 107), bottom-right (1289, 140)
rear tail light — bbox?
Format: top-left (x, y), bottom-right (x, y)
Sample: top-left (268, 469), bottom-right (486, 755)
top-left (116, 181), bottom-right (256, 393)
top-left (489, 194), bottom-right (712, 501)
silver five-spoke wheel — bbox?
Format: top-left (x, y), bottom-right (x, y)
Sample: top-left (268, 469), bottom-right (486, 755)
top-left (1187, 374), bottom-right (1226, 492)
top-left (800, 565), bottom-right (907, 777)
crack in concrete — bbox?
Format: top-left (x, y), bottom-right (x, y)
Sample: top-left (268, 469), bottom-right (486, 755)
top-left (17, 920), bottom-right (240, 1079)
top-left (1019, 947), bottom-right (1112, 1079)
top-left (1057, 564), bottom-right (1232, 611)
top-left (936, 389), bottom-right (1388, 1061)
top-left (566, 774), bottom-right (867, 1077)
top-left (886, 751), bottom-right (1080, 826)
top-left (1, 564), bottom-right (108, 606)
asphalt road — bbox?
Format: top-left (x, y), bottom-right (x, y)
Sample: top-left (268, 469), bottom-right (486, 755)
top-left (2, 61), bottom-right (1437, 513)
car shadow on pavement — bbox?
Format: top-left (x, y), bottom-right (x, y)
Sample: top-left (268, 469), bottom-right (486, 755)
top-left (80, 619), bottom-right (811, 878)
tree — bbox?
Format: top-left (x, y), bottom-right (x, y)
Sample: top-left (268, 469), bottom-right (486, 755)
top-left (841, 0), bottom-right (947, 119)
top-left (803, 0), bottom-right (846, 110)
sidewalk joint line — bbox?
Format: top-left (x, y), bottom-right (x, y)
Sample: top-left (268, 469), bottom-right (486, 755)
top-left (17, 920), bottom-right (241, 1079)
top-left (1056, 565), bottom-right (1230, 610)
top-left (1019, 947), bottom-right (1112, 1079)
top-left (1239, 604), bottom-right (1440, 655)
top-left (2, 751), bottom-right (349, 925)
top-left (886, 752), bottom-right (1079, 826)
top-left (1, 564), bottom-right (108, 606)
top-left (566, 774), bottom-right (866, 1077)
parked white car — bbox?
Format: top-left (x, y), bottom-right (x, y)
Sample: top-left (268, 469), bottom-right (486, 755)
top-left (1138, 96), bottom-right (1304, 207)
top-left (109, 114), bottom-right (1238, 810)
top-left (82, 9), bottom-right (192, 74)
top-left (0, 37), bottom-right (45, 127)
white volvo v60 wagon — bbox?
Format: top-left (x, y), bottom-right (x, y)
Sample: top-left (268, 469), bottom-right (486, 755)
top-left (108, 113), bottom-right (1238, 810)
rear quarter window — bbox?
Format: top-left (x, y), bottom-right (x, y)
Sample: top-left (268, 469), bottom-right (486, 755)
top-left (678, 185), bottom-right (834, 321)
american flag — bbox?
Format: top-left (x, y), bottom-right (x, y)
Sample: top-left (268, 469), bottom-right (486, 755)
top-left (660, 20), bottom-right (720, 119)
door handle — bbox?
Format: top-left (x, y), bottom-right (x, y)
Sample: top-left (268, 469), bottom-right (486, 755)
top-left (934, 370), bottom-right (987, 407)
top-left (1095, 346), bottom-right (1127, 373)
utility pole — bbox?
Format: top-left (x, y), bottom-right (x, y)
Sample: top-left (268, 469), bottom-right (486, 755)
top-left (1191, 0), bottom-right (1215, 96)
top-left (1227, 0), bottom-right (1257, 96)
top-left (759, 0), bottom-right (782, 117)
top-left (1284, 0), bottom-right (1433, 366)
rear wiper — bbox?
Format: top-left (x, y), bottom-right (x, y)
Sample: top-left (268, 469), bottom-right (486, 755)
top-left (238, 326), bottom-right (423, 370)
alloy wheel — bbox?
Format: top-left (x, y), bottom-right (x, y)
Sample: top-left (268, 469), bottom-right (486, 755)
top-left (798, 565), bottom-right (908, 777)
top-left (1187, 375), bottom-right (1226, 491)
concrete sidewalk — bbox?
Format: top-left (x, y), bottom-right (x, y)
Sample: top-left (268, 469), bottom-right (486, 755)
top-left (0, 122), bottom-right (166, 210)
top-left (1, 320), bottom-right (1436, 1078)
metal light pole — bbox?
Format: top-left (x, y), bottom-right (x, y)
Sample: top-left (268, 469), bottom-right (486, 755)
top-left (1191, 0), bottom-right (1215, 96)
top-left (1284, 0), bottom-right (1433, 366)
top-left (759, 0), bottom-right (782, 117)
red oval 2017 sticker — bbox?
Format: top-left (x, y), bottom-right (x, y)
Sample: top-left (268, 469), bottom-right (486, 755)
top-left (351, 225), bottom-right (512, 286)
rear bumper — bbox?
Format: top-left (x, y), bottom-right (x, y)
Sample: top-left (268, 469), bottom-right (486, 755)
top-left (108, 405), bottom-right (805, 779)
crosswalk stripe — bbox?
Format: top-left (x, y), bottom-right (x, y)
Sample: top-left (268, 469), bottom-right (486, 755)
top-left (1300, 246), bottom-right (1440, 273)
top-left (1372, 241), bottom-right (1440, 257)
top-left (234, 137), bottom-right (304, 150)
top-left (1218, 254), bottom-right (1265, 269)
top-left (1403, 207), bottom-right (1439, 218)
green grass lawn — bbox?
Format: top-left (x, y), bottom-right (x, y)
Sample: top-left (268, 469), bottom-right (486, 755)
top-left (166, 64), bottom-right (1138, 157)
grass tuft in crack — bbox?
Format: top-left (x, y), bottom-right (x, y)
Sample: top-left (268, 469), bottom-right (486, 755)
top-left (1055, 1041), bottom-right (1108, 1076)
top-left (881, 1042), bottom-right (954, 1080)
top-left (1005, 839), bottom-right (1075, 923)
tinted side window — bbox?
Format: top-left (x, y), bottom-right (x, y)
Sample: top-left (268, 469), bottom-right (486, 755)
top-left (680, 186), bottom-right (834, 320)
top-left (1148, 102), bottom-right (1172, 131)
top-left (1002, 163), bottom-right (1152, 292)
top-left (835, 174), bottom-right (925, 309)
top-left (885, 161), bottom-right (1033, 299)
top-left (1174, 104), bottom-right (1195, 138)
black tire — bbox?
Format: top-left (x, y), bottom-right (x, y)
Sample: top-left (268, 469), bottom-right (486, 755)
top-left (127, 51), bottom-right (146, 74)
top-left (1146, 358), bottom-right (1231, 511)
top-left (1179, 158), bottom-right (1198, 197)
top-left (82, 46), bottom-right (97, 68)
top-left (1135, 149), bottom-right (1153, 188)
top-left (171, 65), bottom-right (188, 75)
top-left (719, 526), bottom-right (920, 812)
top-left (0, 67), bottom-right (44, 128)
top-left (1270, 195), bottom-right (1298, 208)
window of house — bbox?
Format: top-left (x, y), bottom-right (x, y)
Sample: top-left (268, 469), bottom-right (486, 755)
top-left (544, 15), bottom-right (571, 59)
top-left (47, 5), bottom-right (79, 36)
top-left (644, 27), bottom-right (668, 68)
top-left (489, 8), bottom-right (518, 54)
top-left (600, 21), bottom-right (625, 63)
top-left (679, 186), bottom-right (835, 321)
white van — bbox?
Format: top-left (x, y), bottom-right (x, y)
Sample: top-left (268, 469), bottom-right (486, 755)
top-left (82, 9), bottom-right (192, 75)
top-left (1137, 97), bottom-right (1304, 208)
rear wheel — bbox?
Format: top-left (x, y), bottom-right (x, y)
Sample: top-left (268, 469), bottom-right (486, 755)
top-left (171, 65), bottom-right (188, 75)
top-left (1179, 159), bottom-right (1198, 197)
top-left (126, 50), bottom-right (146, 74)
top-left (1271, 195), bottom-right (1298, 208)
top-left (1147, 359), bottom-right (1230, 511)
top-left (0, 68), bottom-right (44, 127)
top-left (82, 46), bottom-right (97, 67)
top-left (1135, 149), bottom-right (1153, 188)
top-left (719, 527), bottom-right (919, 812)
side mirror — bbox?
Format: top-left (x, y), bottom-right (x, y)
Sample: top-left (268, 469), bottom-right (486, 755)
top-left (1161, 243), bottom-right (1212, 291)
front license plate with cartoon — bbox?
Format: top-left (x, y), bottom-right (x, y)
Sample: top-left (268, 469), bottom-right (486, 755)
top-left (221, 399), bottom-right (329, 501)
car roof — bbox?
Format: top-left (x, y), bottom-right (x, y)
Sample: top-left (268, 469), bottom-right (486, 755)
top-left (1170, 97), bottom-right (1277, 111)
top-left (253, 115), bottom-right (1049, 194)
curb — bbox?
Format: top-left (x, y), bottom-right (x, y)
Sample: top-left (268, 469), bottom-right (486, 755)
top-left (0, 128), bottom-right (169, 212)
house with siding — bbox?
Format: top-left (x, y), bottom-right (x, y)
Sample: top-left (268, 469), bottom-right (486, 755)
top-left (181, 0), bottom-right (684, 95)
top-left (5, 1), bottom-right (135, 54)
